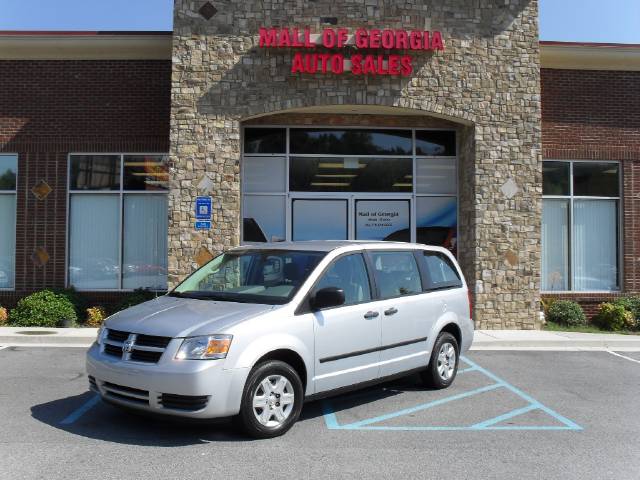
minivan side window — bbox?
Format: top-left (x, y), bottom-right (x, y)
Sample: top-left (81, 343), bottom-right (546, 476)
top-left (314, 254), bottom-right (371, 306)
top-left (423, 252), bottom-right (462, 290)
top-left (369, 251), bottom-right (422, 299)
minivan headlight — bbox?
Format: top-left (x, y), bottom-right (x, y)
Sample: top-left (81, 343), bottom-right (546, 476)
top-left (96, 326), bottom-right (108, 345)
top-left (175, 335), bottom-right (233, 360)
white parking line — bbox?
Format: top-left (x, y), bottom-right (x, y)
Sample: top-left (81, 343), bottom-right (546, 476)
top-left (607, 350), bottom-right (640, 364)
top-left (0, 346), bottom-right (7, 351)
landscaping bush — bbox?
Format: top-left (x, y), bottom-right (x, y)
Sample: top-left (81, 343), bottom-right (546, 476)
top-left (0, 306), bottom-right (8, 326)
top-left (52, 286), bottom-right (87, 319)
top-left (9, 290), bottom-right (77, 327)
top-left (114, 288), bottom-right (157, 313)
top-left (545, 300), bottom-right (586, 327)
top-left (613, 297), bottom-right (640, 330)
top-left (593, 302), bottom-right (635, 332)
top-left (85, 306), bottom-right (107, 327)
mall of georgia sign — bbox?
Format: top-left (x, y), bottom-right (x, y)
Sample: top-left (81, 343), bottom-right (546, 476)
top-left (258, 27), bottom-right (444, 76)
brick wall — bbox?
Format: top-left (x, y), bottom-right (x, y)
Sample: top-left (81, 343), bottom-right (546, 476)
top-left (541, 68), bottom-right (640, 319)
top-left (0, 60), bottom-right (171, 309)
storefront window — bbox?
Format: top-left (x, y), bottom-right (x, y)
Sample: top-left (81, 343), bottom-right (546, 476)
top-left (68, 154), bottom-right (168, 291)
top-left (241, 127), bottom-right (458, 252)
top-left (289, 157), bottom-right (412, 193)
top-left (542, 160), bottom-right (620, 292)
top-left (0, 155), bottom-right (17, 289)
top-left (290, 128), bottom-right (413, 155)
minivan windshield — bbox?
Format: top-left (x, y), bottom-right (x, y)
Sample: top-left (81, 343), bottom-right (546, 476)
top-left (170, 249), bottom-right (326, 305)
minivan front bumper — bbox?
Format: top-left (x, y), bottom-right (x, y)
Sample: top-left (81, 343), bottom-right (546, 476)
top-left (86, 342), bottom-right (249, 419)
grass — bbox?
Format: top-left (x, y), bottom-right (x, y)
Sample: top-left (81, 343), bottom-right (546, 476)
top-left (544, 320), bottom-right (639, 335)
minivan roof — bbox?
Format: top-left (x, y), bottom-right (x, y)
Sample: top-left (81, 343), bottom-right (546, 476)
top-left (235, 240), bottom-right (441, 253)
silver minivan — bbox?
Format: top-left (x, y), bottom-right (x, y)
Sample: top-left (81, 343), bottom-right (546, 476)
top-left (86, 241), bottom-right (473, 438)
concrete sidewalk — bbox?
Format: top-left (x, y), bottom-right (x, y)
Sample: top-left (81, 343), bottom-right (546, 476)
top-left (1, 326), bottom-right (639, 350)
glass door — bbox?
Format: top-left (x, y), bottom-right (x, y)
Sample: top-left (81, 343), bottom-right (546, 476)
top-left (291, 198), bottom-right (349, 241)
top-left (354, 198), bottom-right (411, 242)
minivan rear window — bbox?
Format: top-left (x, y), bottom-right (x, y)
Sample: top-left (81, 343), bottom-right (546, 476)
top-left (423, 252), bottom-right (462, 290)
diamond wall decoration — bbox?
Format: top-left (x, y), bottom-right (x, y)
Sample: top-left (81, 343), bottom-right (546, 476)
top-left (198, 2), bottom-right (217, 20)
top-left (31, 180), bottom-right (52, 200)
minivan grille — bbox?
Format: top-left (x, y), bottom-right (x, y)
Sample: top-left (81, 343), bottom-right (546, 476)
top-left (102, 329), bottom-right (171, 364)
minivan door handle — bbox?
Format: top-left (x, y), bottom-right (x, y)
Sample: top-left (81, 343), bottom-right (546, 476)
top-left (363, 311), bottom-right (379, 319)
top-left (384, 307), bottom-right (398, 316)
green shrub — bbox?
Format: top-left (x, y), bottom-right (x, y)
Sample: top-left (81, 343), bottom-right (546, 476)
top-left (613, 297), bottom-right (640, 330)
top-left (9, 290), bottom-right (78, 327)
top-left (52, 286), bottom-right (87, 318)
top-left (546, 300), bottom-right (586, 327)
top-left (593, 302), bottom-right (634, 332)
top-left (114, 288), bottom-right (157, 313)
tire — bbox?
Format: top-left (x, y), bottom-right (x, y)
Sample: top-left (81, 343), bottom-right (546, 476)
top-left (236, 360), bottom-right (304, 439)
top-left (420, 332), bottom-right (459, 389)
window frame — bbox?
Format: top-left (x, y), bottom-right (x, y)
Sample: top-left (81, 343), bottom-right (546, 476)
top-left (0, 153), bottom-right (18, 291)
top-left (542, 159), bottom-right (623, 293)
top-left (66, 152), bottom-right (169, 292)
top-left (240, 126), bottom-right (459, 246)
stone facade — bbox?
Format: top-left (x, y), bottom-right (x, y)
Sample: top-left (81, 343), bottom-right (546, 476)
top-left (170, 0), bottom-right (542, 329)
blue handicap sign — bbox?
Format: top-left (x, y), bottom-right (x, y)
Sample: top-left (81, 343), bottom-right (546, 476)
top-left (195, 196), bottom-right (212, 220)
top-left (195, 220), bottom-right (211, 230)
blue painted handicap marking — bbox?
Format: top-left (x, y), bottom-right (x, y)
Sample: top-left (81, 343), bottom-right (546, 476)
top-left (322, 356), bottom-right (582, 432)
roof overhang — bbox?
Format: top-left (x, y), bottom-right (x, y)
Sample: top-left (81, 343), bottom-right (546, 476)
top-left (0, 31), bottom-right (172, 60)
top-left (540, 41), bottom-right (640, 71)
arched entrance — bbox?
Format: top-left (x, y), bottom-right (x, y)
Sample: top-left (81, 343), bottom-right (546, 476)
top-left (239, 106), bottom-right (472, 260)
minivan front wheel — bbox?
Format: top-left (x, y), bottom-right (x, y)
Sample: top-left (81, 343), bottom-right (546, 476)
top-left (421, 332), bottom-right (459, 389)
top-left (237, 360), bottom-right (304, 438)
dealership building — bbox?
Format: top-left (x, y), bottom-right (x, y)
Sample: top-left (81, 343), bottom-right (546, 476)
top-left (1, 0), bottom-right (639, 329)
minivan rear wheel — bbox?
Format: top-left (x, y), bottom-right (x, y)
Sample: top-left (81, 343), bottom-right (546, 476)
top-left (420, 332), bottom-right (459, 389)
top-left (237, 360), bottom-right (304, 439)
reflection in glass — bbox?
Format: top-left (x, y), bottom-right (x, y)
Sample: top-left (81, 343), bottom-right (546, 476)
top-left (290, 129), bottom-right (412, 155)
top-left (0, 155), bottom-right (17, 190)
top-left (415, 130), bottom-right (456, 156)
top-left (369, 251), bottom-right (422, 299)
top-left (123, 195), bottom-right (168, 290)
top-left (542, 199), bottom-right (569, 291)
top-left (416, 197), bottom-right (457, 255)
top-left (416, 158), bottom-right (456, 195)
top-left (573, 162), bottom-right (619, 197)
top-left (292, 200), bottom-right (348, 241)
top-left (315, 254), bottom-right (371, 305)
top-left (69, 195), bottom-right (120, 289)
top-left (356, 200), bottom-right (410, 242)
top-left (243, 196), bottom-right (286, 242)
top-left (70, 155), bottom-right (120, 190)
top-left (543, 161), bottom-right (570, 196)
top-left (123, 155), bottom-right (169, 191)
top-left (290, 157), bottom-right (412, 192)
top-left (243, 156), bottom-right (286, 193)
top-left (573, 200), bottom-right (618, 291)
top-left (244, 128), bottom-right (286, 154)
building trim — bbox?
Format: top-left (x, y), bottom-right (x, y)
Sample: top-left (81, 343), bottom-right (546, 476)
top-left (0, 31), bottom-right (172, 60)
top-left (540, 41), bottom-right (640, 71)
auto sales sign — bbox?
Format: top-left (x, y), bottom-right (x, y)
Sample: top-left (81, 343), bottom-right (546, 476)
top-left (258, 27), bottom-right (444, 77)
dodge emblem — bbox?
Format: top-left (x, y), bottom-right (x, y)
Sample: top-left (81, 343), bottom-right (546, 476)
top-left (122, 339), bottom-right (134, 353)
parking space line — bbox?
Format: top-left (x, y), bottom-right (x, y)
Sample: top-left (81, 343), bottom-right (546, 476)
top-left (60, 394), bottom-right (100, 425)
top-left (606, 350), bottom-right (640, 365)
top-left (322, 356), bottom-right (583, 431)
top-left (470, 404), bottom-right (538, 429)
top-left (334, 383), bottom-right (502, 429)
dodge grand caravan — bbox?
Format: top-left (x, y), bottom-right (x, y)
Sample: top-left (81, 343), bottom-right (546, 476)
top-left (86, 241), bottom-right (473, 438)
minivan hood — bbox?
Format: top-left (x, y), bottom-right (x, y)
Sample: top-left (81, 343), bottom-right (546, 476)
top-left (104, 295), bottom-right (275, 338)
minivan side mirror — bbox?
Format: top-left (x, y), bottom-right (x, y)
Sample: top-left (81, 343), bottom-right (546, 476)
top-left (310, 287), bottom-right (345, 311)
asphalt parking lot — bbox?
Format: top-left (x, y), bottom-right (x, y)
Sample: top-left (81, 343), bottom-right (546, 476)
top-left (1, 346), bottom-right (638, 479)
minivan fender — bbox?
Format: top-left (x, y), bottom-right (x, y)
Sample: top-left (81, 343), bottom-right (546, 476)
top-left (229, 334), bottom-right (314, 393)
top-left (429, 312), bottom-right (464, 353)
